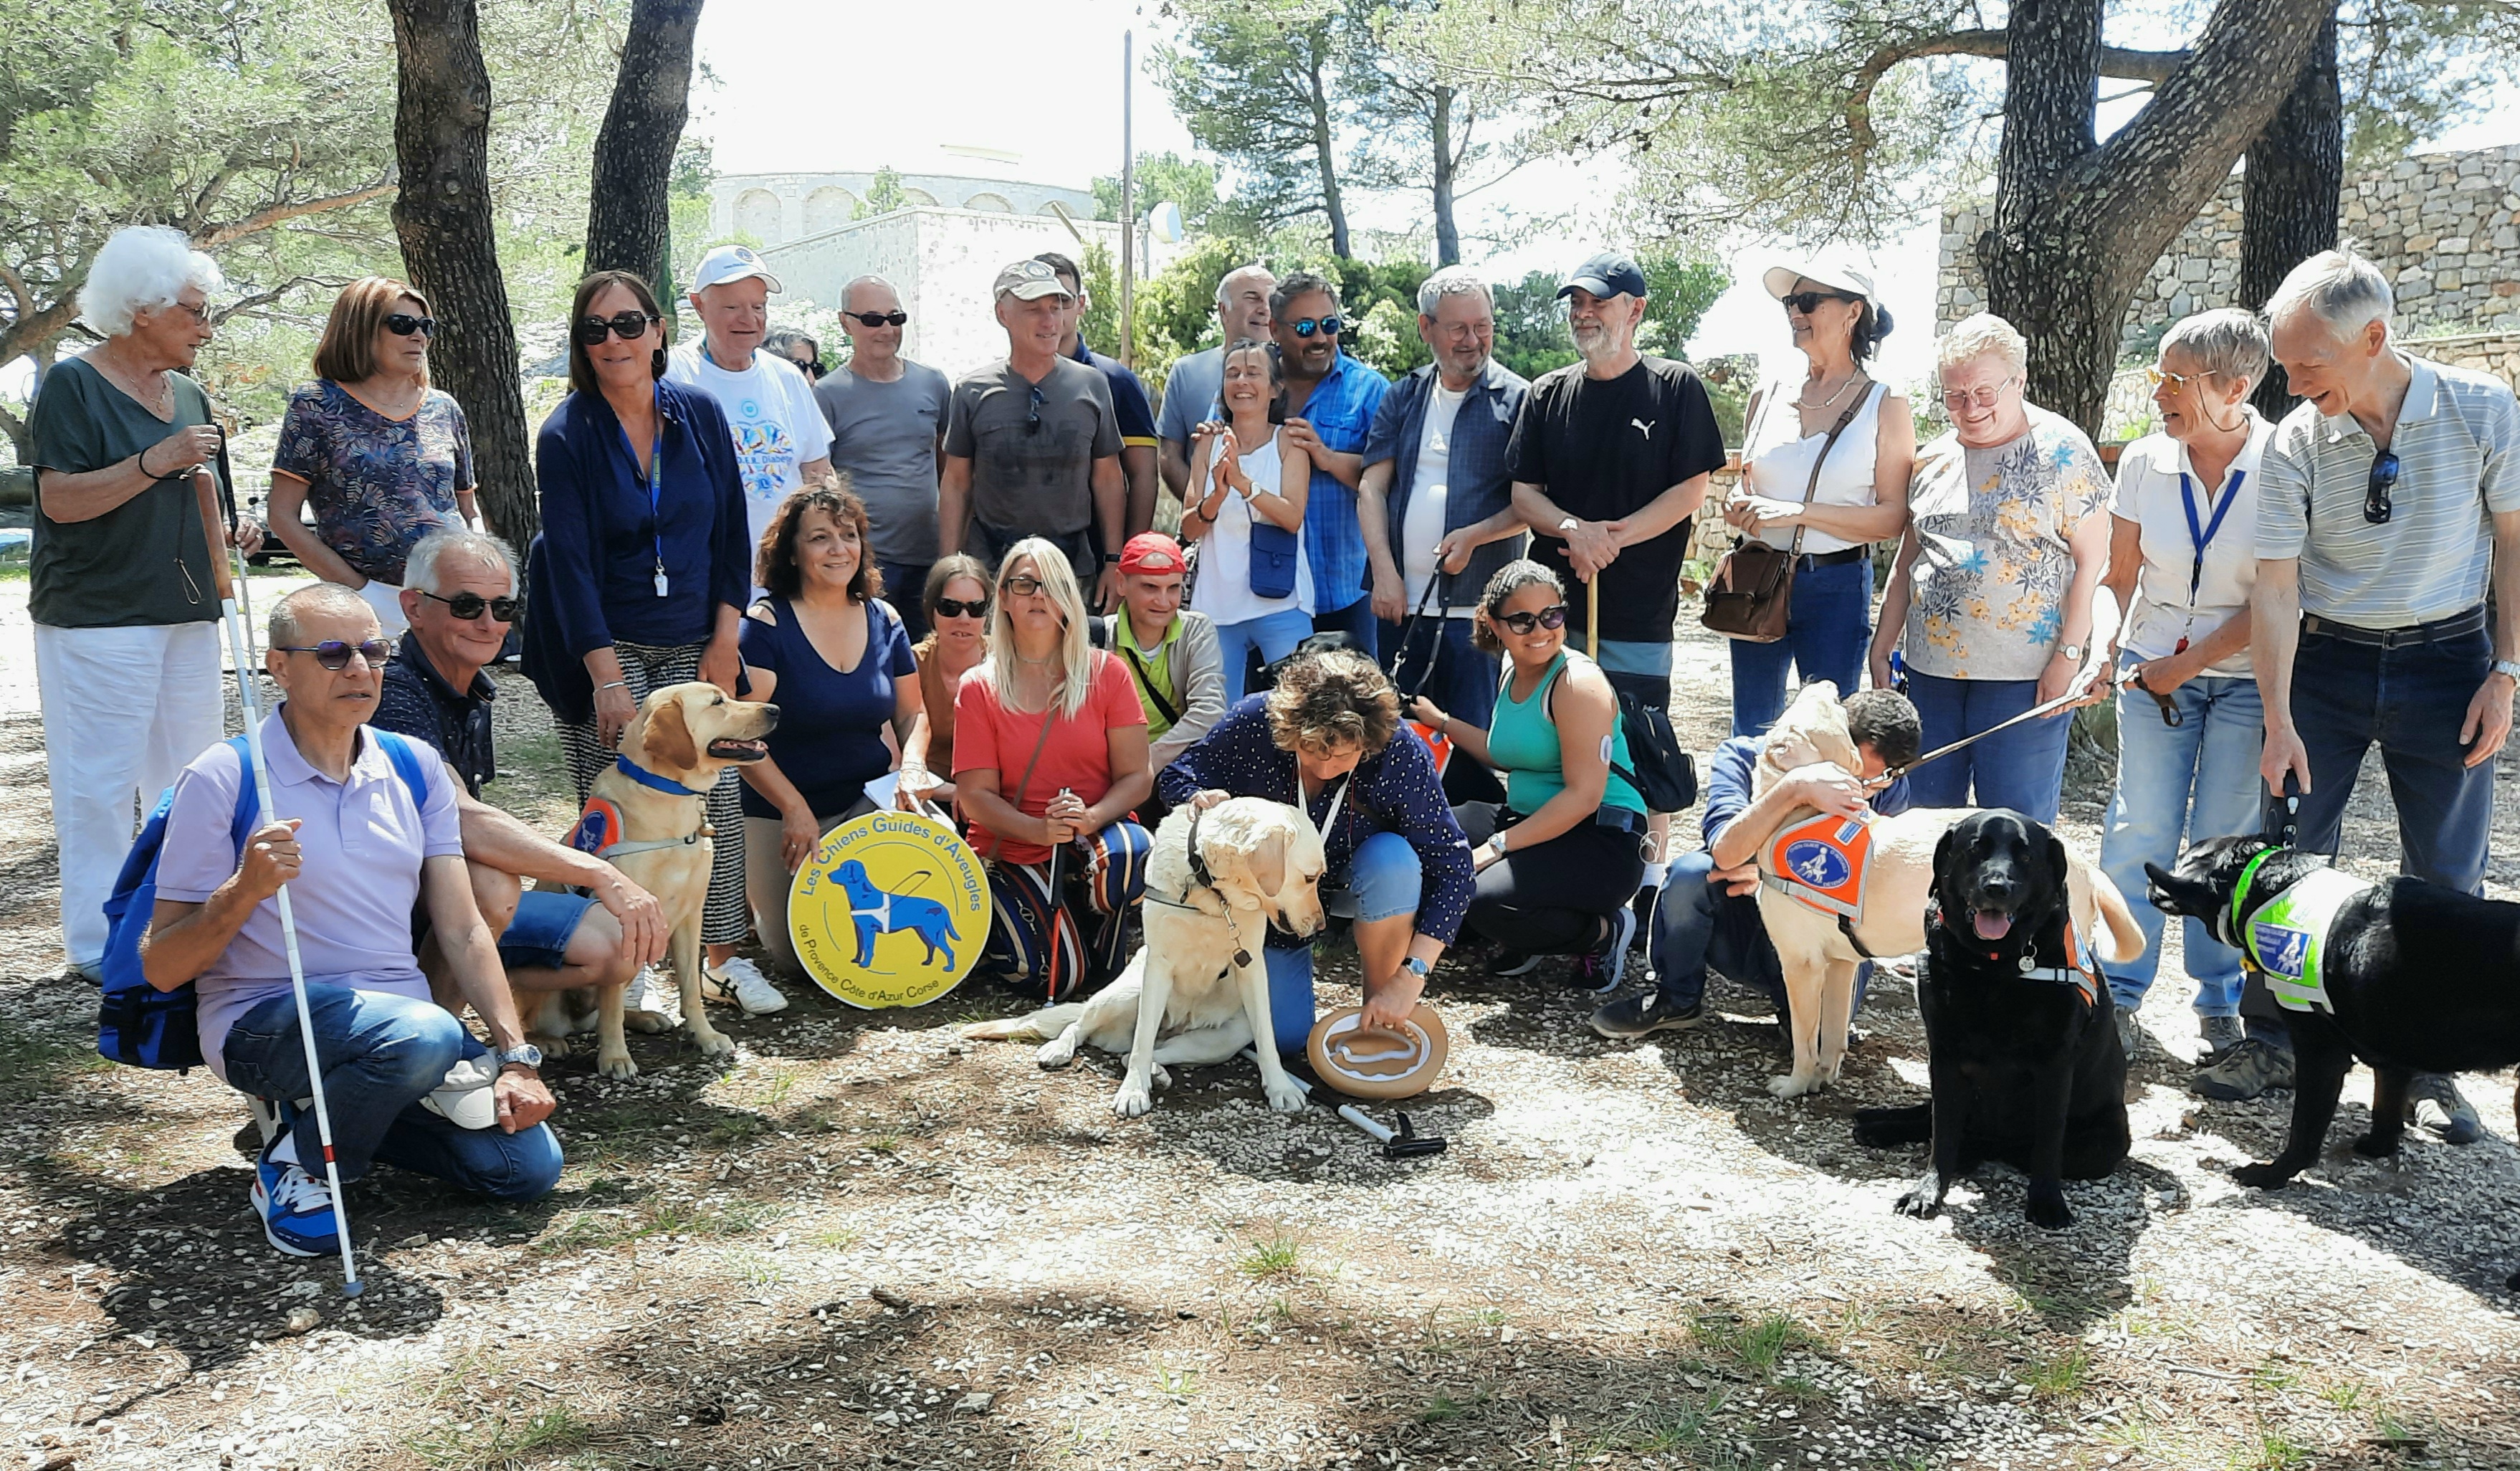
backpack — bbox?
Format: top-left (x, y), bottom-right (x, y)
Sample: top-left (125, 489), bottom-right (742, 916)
top-left (97, 730), bottom-right (434, 1071)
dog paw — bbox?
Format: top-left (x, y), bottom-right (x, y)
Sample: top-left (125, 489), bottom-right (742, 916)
top-left (688, 1026), bottom-right (738, 1061)
top-left (1264, 1079), bottom-right (1308, 1114)
top-left (2024, 1188), bottom-right (2075, 1231)
top-left (1891, 1186), bottom-right (1942, 1219)
top-left (1035, 1038), bottom-right (1079, 1070)
top-left (1152, 1063), bottom-right (1173, 1091)
top-left (596, 1049), bottom-right (638, 1081)
top-left (2232, 1161), bottom-right (2296, 1189)
top-left (623, 1008), bottom-right (672, 1035)
top-left (1768, 1072), bottom-right (1823, 1100)
top-left (2350, 1132), bottom-right (2400, 1159)
top-left (1112, 1081), bottom-right (1155, 1118)
top-left (528, 1032), bottom-right (571, 1060)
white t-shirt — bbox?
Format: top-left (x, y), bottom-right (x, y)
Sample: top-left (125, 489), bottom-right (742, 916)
top-left (1400, 384), bottom-right (1471, 614)
top-left (664, 344), bottom-right (834, 566)
top-left (1190, 435), bottom-right (1314, 625)
top-left (2109, 414), bottom-right (2274, 677)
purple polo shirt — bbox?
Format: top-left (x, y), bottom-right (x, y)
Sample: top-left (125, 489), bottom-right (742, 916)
top-left (157, 708), bottom-right (463, 1083)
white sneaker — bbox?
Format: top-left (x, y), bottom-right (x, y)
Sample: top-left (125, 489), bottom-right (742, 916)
top-left (704, 957), bottom-right (788, 1016)
top-left (621, 967), bottom-right (680, 1029)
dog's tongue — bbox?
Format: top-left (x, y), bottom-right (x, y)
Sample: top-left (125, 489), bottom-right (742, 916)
top-left (1972, 910), bottom-right (2014, 941)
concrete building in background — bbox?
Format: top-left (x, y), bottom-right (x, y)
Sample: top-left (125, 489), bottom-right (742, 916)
top-left (710, 170), bottom-right (1099, 247)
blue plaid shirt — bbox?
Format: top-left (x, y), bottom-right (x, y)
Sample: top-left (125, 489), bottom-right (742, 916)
top-left (1290, 351), bottom-right (1389, 614)
top-left (1363, 358), bottom-right (1530, 610)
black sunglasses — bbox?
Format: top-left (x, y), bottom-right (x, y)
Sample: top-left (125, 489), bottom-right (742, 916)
top-left (573, 310), bottom-right (658, 346)
top-left (385, 312), bottom-right (437, 338)
top-left (1288, 315), bottom-right (1343, 338)
top-left (1497, 604), bottom-right (1569, 636)
top-left (422, 589), bottom-right (520, 622)
top-left (1025, 384), bottom-right (1046, 436)
top-left (848, 310), bottom-right (909, 328)
top-left (1781, 292), bottom-right (1856, 315)
top-left (933, 596), bottom-right (991, 620)
top-left (2365, 451), bottom-right (2401, 525)
top-left (275, 639), bottom-right (391, 671)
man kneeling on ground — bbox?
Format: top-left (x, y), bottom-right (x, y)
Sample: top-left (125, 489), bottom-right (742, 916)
top-left (1592, 687), bottom-right (1921, 1037)
top-left (141, 584), bottom-right (560, 1260)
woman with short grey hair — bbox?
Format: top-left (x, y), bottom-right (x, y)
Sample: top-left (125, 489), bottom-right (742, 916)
top-left (24, 224), bottom-right (262, 981)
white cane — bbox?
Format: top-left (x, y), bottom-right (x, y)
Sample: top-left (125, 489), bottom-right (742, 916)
top-left (202, 477), bottom-right (364, 1298)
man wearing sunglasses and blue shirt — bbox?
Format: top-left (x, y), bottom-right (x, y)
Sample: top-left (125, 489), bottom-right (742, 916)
top-left (1268, 272), bottom-right (1390, 649)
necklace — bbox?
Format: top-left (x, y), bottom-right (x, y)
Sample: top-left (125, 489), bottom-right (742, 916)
top-left (93, 348), bottom-right (173, 418)
top-left (1013, 650), bottom-right (1059, 667)
top-left (1793, 371), bottom-right (1865, 414)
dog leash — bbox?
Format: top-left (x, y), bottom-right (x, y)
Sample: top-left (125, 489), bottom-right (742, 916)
top-left (1388, 575), bottom-right (1446, 699)
top-left (1885, 667), bottom-right (2176, 782)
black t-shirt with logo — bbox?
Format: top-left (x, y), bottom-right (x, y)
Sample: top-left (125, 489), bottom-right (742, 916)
top-left (1503, 356), bottom-right (1726, 644)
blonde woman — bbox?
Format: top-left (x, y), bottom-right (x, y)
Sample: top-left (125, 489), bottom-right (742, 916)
top-left (953, 539), bottom-right (1154, 1000)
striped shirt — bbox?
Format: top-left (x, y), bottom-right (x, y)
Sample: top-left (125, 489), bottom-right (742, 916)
top-left (2256, 356), bottom-right (2520, 628)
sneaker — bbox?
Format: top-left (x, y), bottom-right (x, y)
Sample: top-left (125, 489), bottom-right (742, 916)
top-left (2197, 1014), bottom-right (2245, 1065)
top-left (1490, 951), bottom-right (1545, 979)
top-left (2192, 1037), bottom-right (2295, 1101)
top-left (702, 957), bottom-right (788, 1016)
top-left (249, 1141), bottom-right (339, 1259)
top-left (1570, 908), bottom-right (1638, 994)
top-left (2406, 1072), bottom-right (2482, 1145)
top-left (1591, 989), bottom-right (1704, 1039)
top-left (2114, 1005), bottom-right (2142, 1060)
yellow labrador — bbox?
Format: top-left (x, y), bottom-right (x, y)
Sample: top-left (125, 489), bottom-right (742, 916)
top-left (546, 682), bottom-right (777, 1079)
top-left (963, 796), bottom-right (1326, 1116)
top-left (1752, 681), bottom-right (2141, 1099)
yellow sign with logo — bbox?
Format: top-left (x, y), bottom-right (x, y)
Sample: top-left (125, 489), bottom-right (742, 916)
top-left (788, 810), bottom-right (991, 1009)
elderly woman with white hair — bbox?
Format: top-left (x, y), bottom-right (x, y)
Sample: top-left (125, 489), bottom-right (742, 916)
top-left (1868, 312), bottom-right (2111, 824)
top-left (26, 224), bottom-right (261, 981)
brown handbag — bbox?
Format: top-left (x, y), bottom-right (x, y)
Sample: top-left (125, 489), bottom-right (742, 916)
top-left (1701, 386), bottom-right (1868, 642)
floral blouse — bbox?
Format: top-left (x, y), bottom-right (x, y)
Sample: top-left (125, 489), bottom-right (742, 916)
top-left (1901, 406), bottom-right (2110, 682)
top-left (272, 380), bottom-right (474, 586)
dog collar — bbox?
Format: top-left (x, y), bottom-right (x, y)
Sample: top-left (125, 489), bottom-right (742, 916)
top-left (2231, 861), bottom-right (2370, 1014)
top-left (1165, 807), bottom-right (1254, 968)
top-left (1929, 897), bottom-right (2099, 1007)
top-left (614, 753), bottom-right (710, 797)
top-left (1185, 803), bottom-right (1220, 891)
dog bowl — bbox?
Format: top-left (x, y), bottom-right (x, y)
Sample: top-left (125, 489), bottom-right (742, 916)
top-left (1307, 1004), bottom-right (1448, 1099)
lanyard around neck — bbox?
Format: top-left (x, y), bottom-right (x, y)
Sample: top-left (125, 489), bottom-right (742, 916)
top-left (642, 388), bottom-right (667, 596)
top-left (1298, 763), bottom-right (1352, 847)
top-left (2177, 467), bottom-right (2244, 606)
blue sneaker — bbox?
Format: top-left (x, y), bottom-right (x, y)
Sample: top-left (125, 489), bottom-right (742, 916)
top-left (250, 1140), bottom-right (340, 1258)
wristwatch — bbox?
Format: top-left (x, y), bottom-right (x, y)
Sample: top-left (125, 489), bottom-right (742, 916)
top-left (1399, 956), bottom-right (1432, 982)
top-left (495, 1044), bottom-right (543, 1072)
top-left (2496, 660), bottom-right (2520, 683)
top-left (1102, 552), bottom-right (1121, 564)
top-left (2056, 643), bottom-right (2085, 663)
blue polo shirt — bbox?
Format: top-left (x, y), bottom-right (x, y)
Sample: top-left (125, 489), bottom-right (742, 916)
top-left (1287, 351), bottom-right (1388, 614)
top-left (1071, 338), bottom-right (1158, 452)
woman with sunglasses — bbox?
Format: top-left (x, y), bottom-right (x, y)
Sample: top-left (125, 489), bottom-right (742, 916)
top-left (520, 270), bottom-right (770, 1017)
top-left (896, 555), bottom-right (993, 811)
top-left (1412, 561), bottom-right (1648, 991)
top-left (1722, 263), bottom-right (1912, 736)
top-left (950, 540), bottom-right (1152, 1001)
top-left (269, 277), bottom-right (477, 638)
top-left (1183, 340), bottom-right (1314, 702)
top-left (1867, 313), bottom-right (2113, 825)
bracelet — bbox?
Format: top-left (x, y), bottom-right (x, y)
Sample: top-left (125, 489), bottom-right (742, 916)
top-left (136, 447), bottom-right (159, 478)
top-left (597, 680), bottom-right (629, 691)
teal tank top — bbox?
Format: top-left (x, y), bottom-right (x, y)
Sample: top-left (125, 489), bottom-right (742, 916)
top-left (1487, 652), bottom-right (1647, 818)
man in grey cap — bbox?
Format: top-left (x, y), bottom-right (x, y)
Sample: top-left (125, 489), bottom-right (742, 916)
top-left (940, 258), bottom-right (1127, 609)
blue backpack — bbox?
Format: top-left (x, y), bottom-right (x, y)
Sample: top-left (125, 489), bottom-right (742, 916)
top-left (97, 730), bottom-right (434, 1071)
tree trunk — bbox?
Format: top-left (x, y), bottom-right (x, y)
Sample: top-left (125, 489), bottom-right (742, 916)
top-left (384, 0), bottom-right (538, 546)
top-left (1431, 84), bottom-right (1461, 267)
top-left (583, 0), bottom-right (705, 295)
top-left (2242, 8), bottom-right (2342, 419)
top-left (1304, 34), bottom-right (1351, 259)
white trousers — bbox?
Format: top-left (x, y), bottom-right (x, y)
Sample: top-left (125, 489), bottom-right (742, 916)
top-left (353, 579), bottom-right (409, 637)
top-left (35, 620), bottom-right (227, 970)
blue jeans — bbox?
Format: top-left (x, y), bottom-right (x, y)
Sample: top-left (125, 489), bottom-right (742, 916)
top-left (2288, 623), bottom-right (2493, 893)
top-left (2096, 660), bottom-right (2266, 1016)
top-left (219, 988), bottom-right (563, 1201)
top-left (1261, 831), bottom-right (1422, 1052)
top-left (1902, 670), bottom-right (2074, 825)
top-left (1312, 594), bottom-right (1378, 650)
top-left (1648, 847), bottom-right (1871, 1017)
top-left (1727, 558), bottom-right (1873, 736)
top-left (1213, 609), bottom-right (1314, 703)
top-left (1378, 614), bottom-right (1502, 728)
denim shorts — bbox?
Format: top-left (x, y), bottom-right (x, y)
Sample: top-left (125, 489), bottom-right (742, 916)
top-left (497, 890), bottom-right (598, 972)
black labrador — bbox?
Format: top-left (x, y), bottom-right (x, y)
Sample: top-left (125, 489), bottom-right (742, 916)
top-left (1854, 810), bottom-right (2130, 1229)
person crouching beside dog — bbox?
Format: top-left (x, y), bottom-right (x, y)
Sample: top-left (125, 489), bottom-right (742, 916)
top-left (954, 540), bottom-right (1155, 1000)
top-left (1411, 561), bottom-right (1648, 992)
top-left (1095, 532), bottom-right (1227, 829)
top-left (1591, 687), bottom-right (1921, 1038)
top-left (735, 482), bottom-right (922, 979)
top-left (140, 584), bottom-right (560, 1261)
top-left (1158, 646), bottom-right (1474, 1046)
top-left (368, 528), bottom-right (672, 1025)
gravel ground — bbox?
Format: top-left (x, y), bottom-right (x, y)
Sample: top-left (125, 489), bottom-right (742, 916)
top-left (2, 582), bottom-right (2516, 1471)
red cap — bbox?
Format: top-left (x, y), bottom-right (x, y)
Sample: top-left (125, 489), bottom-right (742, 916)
top-left (1117, 532), bottom-right (1185, 576)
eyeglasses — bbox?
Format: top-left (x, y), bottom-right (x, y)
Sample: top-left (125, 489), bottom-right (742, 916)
top-left (1939, 376), bottom-right (2020, 412)
top-left (2144, 366), bottom-right (2210, 392)
top-left (421, 589), bottom-right (520, 622)
top-left (1287, 315), bottom-right (1343, 338)
top-left (2365, 451), bottom-right (2400, 525)
top-left (573, 310), bottom-right (658, 346)
top-left (933, 596), bottom-right (991, 620)
top-left (385, 313), bottom-right (437, 338)
top-left (1781, 292), bottom-right (1854, 315)
top-left (790, 356), bottom-right (823, 379)
top-left (1001, 574), bottom-right (1046, 596)
top-left (847, 310), bottom-right (909, 328)
top-left (1495, 604), bottom-right (1569, 636)
top-left (1025, 384), bottom-right (1046, 436)
top-left (275, 639), bottom-right (391, 670)
top-left (171, 300), bottom-right (212, 326)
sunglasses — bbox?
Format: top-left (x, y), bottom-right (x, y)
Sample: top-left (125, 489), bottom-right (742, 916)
top-left (2365, 450), bottom-right (2400, 525)
top-left (385, 312), bottom-right (437, 338)
top-left (847, 310), bottom-right (909, 328)
top-left (1287, 315), bottom-right (1342, 338)
top-left (573, 310), bottom-right (658, 346)
top-left (1026, 384), bottom-right (1046, 436)
top-left (1781, 292), bottom-right (1854, 315)
top-left (1939, 376), bottom-right (2020, 412)
top-left (2144, 365), bottom-right (2210, 392)
top-left (422, 589), bottom-right (519, 622)
top-left (1496, 604), bottom-right (1569, 636)
top-left (275, 639), bottom-right (391, 671)
top-left (933, 596), bottom-right (991, 620)
top-left (1001, 574), bottom-right (1046, 596)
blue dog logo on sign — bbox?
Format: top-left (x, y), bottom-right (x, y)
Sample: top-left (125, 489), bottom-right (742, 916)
top-left (2251, 923), bottom-right (2311, 980)
top-left (1783, 839), bottom-right (1851, 891)
top-left (837, 859), bottom-right (963, 968)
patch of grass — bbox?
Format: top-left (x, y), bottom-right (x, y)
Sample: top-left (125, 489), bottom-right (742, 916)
top-left (2229, 1430), bottom-right (2313, 1470)
top-left (411, 1404), bottom-right (593, 1470)
top-left (2318, 1380), bottom-right (2365, 1413)
top-left (2248, 1358), bottom-right (2301, 1393)
top-left (1238, 1232), bottom-right (1302, 1280)
top-left (808, 1226), bottom-right (859, 1249)
top-left (1418, 1395), bottom-right (1464, 1424)
top-left (865, 1133), bottom-right (902, 1154)
top-left (702, 1112), bottom-right (768, 1146)
top-left (1772, 1374), bottom-right (1827, 1401)
top-left (1587, 1393), bottom-right (1734, 1462)
top-left (2025, 1345), bottom-right (2092, 1398)
top-left (532, 1196), bottom-right (784, 1255)
top-left (0, 1018), bottom-right (110, 1105)
top-left (1694, 1312), bottom-right (1815, 1376)
top-left (1155, 1366), bottom-right (1201, 1398)
top-left (762, 1069), bottom-right (800, 1110)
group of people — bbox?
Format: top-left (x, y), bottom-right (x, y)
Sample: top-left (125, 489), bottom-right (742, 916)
top-left (21, 214), bottom-right (2519, 1265)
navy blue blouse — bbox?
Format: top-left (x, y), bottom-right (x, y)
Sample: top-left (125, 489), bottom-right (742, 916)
top-left (1158, 696), bottom-right (1474, 948)
top-left (736, 597), bottom-right (917, 821)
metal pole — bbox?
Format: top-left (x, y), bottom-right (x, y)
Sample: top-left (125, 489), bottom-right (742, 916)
top-left (1119, 27), bottom-right (1136, 371)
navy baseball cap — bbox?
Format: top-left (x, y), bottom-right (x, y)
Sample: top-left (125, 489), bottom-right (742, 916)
top-left (1557, 252), bottom-right (1648, 301)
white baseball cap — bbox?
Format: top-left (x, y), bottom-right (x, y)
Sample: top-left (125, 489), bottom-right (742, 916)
top-left (691, 244), bottom-right (783, 295)
top-left (1762, 258), bottom-right (1877, 303)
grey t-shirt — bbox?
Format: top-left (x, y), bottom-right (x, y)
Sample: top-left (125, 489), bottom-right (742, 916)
top-left (816, 358), bottom-right (951, 566)
top-left (1157, 346), bottom-right (1226, 444)
top-left (943, 356), bottom-right (1121, 537)
top-left (27, 356), bottom-right (226, 629)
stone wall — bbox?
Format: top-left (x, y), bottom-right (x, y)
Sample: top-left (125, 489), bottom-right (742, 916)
top-left (1939, 146), bottom-right (2520, 356)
